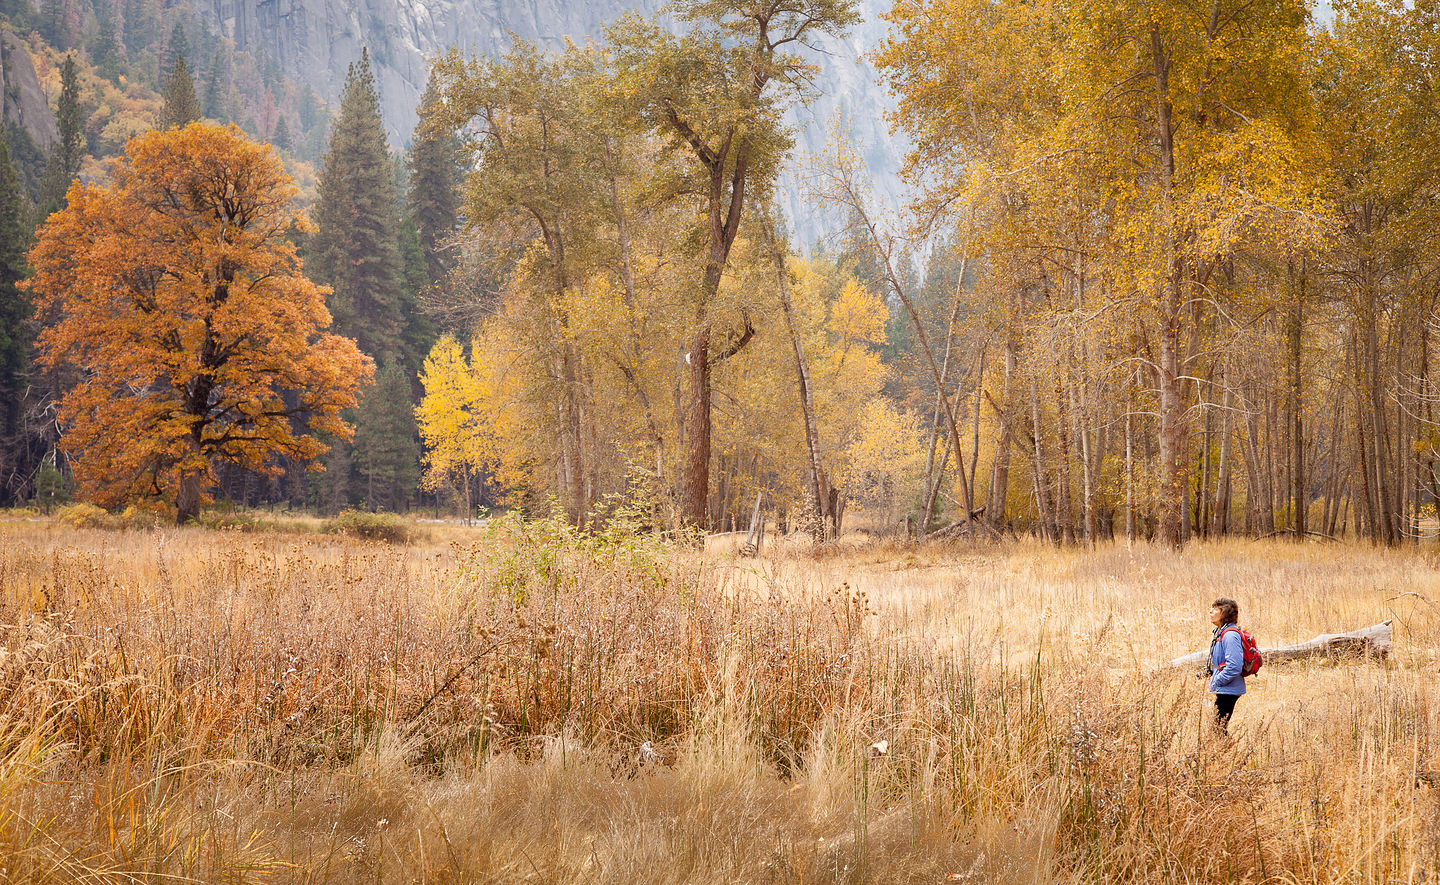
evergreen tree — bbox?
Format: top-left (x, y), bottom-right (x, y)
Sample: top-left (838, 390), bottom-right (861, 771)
top-left (298, 87), bottom-right (320, 132)
top-left (91, 7), bottom-right (124, 82)
top-left (315, 441), bottom-right (352, 514)
top-left (394, 156), bottom-right (435, 364)
top-left (405, 77), bottom-right (462, 287)
top-left (353, 360), bottom-right (420, 511)
top-left (36, 55), bottom-right (84, 219)
top-left (40, 0), bottom-right (67, 49)
top-left (160, 54), bottom-right (201, 128)
top-left (308, 48), bottom-right (408, 365)
top-left (296, 87), bottom-right (327, 160)
top-left (163, 21), bottom-right (187, 77)
top-left (834, 205), bottom-right (885, 295)
top-left (309, 49), bottom-right (423, 509)
top-left (0, 143), bottom-right (29, 505)
top-left (397, 215), bottom-right (434, 365)
top-left (0, 0), bottom-right (35, 30)
top-left (272, 115), bottom-right (292, 151)
top-left (124, 0), bottom-right (159, 55)
top-left (202, 47), bottom-right (229, 122)
top-left (3, 124), bottom-right (46, 199)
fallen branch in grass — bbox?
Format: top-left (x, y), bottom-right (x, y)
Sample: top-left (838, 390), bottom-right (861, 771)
top-left (1386, 590), bottom-right (1436, 611)
top-left (402, 640), bottom-right (500, 739)
top-left (1167, 620), bottom-right (1393, 670)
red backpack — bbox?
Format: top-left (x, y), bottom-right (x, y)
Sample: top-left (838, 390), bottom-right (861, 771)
top-left (1218, 625), bottom-right (1263, 677)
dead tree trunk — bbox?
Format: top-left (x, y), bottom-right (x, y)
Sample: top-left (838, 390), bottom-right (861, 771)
top-left (763, 215), bottom-right (830, 539)
top-left (1167, 621), bottom-right (1392, 670)
top-left (1290, 261), bottom-right (1307, 538)
top-left (918, 259), bottom-right (969, 538)
top-left (989, 332), bottom-right (1017, 530)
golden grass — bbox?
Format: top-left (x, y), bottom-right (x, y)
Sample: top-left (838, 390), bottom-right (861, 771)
top-left (0, 514), bottom-right (1437, 883)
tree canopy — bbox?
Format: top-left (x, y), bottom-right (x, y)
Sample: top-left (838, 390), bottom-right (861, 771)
top-left (26, 122), bottom-right (372, 522)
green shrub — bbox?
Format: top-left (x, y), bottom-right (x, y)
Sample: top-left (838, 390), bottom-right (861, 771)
top-left (54, 503), bottom-right (114, 529)
top-left (118, 502), bottom-right (174, 529)
top-left (32, 460), bottom-right (71, 513)
top-left (324, 509), bottom-right (415, 543)
top-left (190, 506), bottom-right (322, 535)
top-left (196, 510), bottom-right (264, 532)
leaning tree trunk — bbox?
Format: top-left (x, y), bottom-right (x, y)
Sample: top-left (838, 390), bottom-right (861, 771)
top-left (918, 265), bottom-right (970, 538)
top-left (889, 263), bottom-right (975, 525)
top-left (764, 216), bottom-right (830, 539)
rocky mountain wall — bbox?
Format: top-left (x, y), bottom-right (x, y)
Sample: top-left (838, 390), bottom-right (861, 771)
top-left (190, 0), bottom-right (906, 244)
top-left (1, 29), bottom-right (59, 150)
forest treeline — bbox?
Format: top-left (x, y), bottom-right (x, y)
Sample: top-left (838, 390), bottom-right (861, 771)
top-left (0, 0), bottom-right (346, 514)
top-left (0, 0), bottom-right (330, 172)
top-left (2, 0), bottom-right (1438, 545)
top-left (877, 0), bottom-right (1440, 545)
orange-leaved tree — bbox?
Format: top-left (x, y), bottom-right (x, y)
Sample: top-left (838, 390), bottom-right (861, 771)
top-left (26, 122), bottom-right (373, 523)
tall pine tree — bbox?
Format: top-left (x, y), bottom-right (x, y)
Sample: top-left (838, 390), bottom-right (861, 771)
top-left (40, 0), bottom-right (68, 49)
top-left (163, 22), bottom-right (188, 78)
top-left (309, 49), bottom-right (407, 363)
top-left (405, 77), bottom-right (462, 287)
top-left (124, 0), bottom-right (159, 53)
top-left (36, 55), bottom-right (84, 220)
top-left (160, 54), bottom-right (202, 128)
top-left (91, 7), bottom-right (124, 82)
top-left (309, 49), bottom-right (421, 510)
top-left (202, 48), bottom-right (230, 122)
top-left (272, 116), bottom-right (292, 151)
top-left (0, 143), bottom-right (29, 503)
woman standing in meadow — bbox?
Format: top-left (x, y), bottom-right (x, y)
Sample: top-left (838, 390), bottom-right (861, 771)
top-left (1208, 597), bottom-right (1246, 733)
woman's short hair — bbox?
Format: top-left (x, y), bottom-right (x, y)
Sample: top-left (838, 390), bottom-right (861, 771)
top-left (1212, 597), bottom-right (1240, 624)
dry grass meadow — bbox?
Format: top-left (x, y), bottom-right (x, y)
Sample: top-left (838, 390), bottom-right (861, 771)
top-left (0, 512), bottom-right (1437, 884)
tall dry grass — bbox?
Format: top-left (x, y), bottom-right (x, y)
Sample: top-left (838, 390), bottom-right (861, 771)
top-left (0, 513), bottom-right (1436, 883)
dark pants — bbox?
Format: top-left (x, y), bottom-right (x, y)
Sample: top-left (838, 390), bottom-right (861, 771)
top-left (1214, 694), bottom-right (1239, 733)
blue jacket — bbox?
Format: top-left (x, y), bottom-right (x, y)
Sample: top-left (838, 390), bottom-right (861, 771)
top-left (1209, 624), bottom-right (1247, 695)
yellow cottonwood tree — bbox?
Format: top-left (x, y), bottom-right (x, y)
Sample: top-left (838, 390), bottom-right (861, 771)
top-left (416, 334), bottom-right (492, 515)
top-left (608, 0), bottom-right (859, 526)
top-left (878, 0), bottom-right (1332, 544)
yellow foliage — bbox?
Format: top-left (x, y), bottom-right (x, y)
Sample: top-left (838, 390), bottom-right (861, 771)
top-left (827, 278), bottom-right (888, 349)
top-left (416, 335), bottom-right (490, 491)
top-left (841, 399), bottom-right (928, 520)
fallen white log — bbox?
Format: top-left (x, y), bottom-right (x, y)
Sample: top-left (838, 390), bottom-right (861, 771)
top-left (1167, 620), bottom-right (1393, 670)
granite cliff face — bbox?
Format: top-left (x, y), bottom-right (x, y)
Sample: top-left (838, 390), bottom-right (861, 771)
top-left (1, 29), bottom-right (59, 150)
top-left (190, 0), bottom-right (905, 243)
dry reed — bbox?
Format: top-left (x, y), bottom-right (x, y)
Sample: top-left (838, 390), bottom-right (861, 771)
top-left (0, 514), bottom-right (1436, 883)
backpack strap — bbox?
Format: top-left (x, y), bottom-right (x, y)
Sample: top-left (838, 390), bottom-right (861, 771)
top-left (1215, 625), bottom-right (1242, 665)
